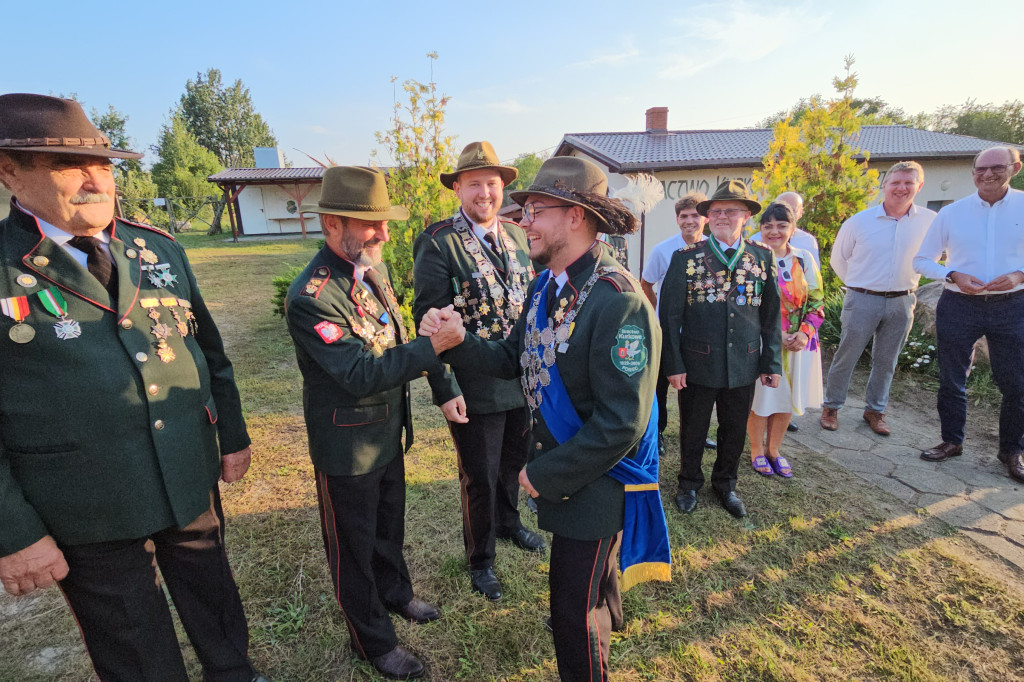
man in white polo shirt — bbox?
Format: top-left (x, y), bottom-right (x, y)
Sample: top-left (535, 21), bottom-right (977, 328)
top-left (914, 146), bottom-right (1024, 482)
top-left (820, 161), bottom-right (936, 436)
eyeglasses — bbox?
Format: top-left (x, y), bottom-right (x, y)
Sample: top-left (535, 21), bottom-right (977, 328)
top-left (972, 164), bottom-right (1012, 176)
top-left (706, 208), bottom-right (749, 218)
top-left (521, 204), bottom-right (575, 222)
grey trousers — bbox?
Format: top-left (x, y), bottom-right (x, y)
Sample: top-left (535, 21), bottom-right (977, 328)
top-left (823, 289), bottom-right (916, 413)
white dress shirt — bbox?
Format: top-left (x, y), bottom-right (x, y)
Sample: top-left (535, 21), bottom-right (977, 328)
top-left (913, 189), bottom-right (1024, 293)
top-left (20, 201), bottom-right (115, 269)
top-left (750, 227), bottom-right (820, 267)
top-left (830, 203), bottom-right (935, 291)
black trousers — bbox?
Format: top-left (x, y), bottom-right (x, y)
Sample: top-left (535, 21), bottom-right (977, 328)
top-left (678, 382), bottom-right (756, 493)
top-left (58, 489), bottom-right (254, 682)
top-left (315, 455), bottom-right (413, 659)
top-left (549, 533), bottom-right (623, 682)
top-left (449, 407), bottom-right (529, 569)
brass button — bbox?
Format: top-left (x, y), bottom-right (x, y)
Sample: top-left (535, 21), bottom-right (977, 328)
top-left (153, 420), bottom-right (165, 430)
top-left (535, 442), bottom-right (542, 450)
top-left (125, 248), bottom-right (138, 258)
top-left (421, 371), bottom-right (429, 377)
top-left (32, 256), bottom-right (49, 267)
top-left (728, 342), bottom-right (733, 347)
top-left (136, 352), bottom-right (148, 362)
top-left (148, 384), bottom-right (159, 396)
top-left (730, 313), bottom-right (735, 318)
top-left (121, 319), bottom-right (133, 330)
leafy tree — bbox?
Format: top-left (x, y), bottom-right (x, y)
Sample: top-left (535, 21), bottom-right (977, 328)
top-left (926, 99), bottom-right (1024, 191)
top-left (91, 105), bottom-right (143, 176)
top-left (503, 151), bottom-right (548, 205)
top-left (758, 95), bottom-right (909, 128)
top-left (151, 116), bottom-right (223, 220)
top-left (179, 68), bottom-right (277, 168)
top-left (752, 56), bottom-right (880, 292)
top-left (373, 52), bottom-right (459, 305)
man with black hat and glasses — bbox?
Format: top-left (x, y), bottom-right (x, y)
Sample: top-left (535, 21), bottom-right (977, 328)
top-left (660, 180), bottom-right (782, 518)
top-left (413, 141), bottom-right (545, 603)
top-left (0, 94), bottom-right (263, 681)
top-left (420, 156), bottom-right (671, 681)
top-left (285, 166), bottom-right (444, 679)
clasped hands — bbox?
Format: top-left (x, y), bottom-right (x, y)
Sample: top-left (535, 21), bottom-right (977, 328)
top-left (419, 305), bottom-right (466, 354)
top-left (951, 270), bottom-right (1024, 294)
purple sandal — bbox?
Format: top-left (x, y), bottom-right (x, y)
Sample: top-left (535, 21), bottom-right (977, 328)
top-left (769, 455), bottom-right (793, 478)
top-left (751, 455), bottom-right (774, 476)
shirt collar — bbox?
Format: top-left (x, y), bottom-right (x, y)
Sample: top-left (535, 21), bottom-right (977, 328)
top-left (714, 235), bottom-right (741, 251)
top-left (463, 208), bottom-right (498, 242)
top-left (17, 200), bottom-right (111, 246)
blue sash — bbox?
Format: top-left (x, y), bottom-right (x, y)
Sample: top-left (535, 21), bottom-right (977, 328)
top-left (532, 270), bottom-right (671, 591)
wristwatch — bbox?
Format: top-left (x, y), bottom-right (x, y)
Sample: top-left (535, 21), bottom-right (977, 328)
top-left (945, 271), bottom-right (956, 283)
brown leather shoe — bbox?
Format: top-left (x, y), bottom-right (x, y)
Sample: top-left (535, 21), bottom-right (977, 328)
top-left (1007, 451), bottom-right (1024, 483)
top-left (366, 645), bottom-right (425, 679)
top-left (863, 410), bottom-right (891, 436)
top-left (395, 598), bottom-right (440, 624)
top-left (921, 442), bottom-right (963, 462)
top-left (819, 407), bottom-right (838, 431)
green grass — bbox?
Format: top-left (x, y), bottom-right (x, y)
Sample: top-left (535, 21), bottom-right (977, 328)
top-left (4, 236), bottom-right (1024, 681)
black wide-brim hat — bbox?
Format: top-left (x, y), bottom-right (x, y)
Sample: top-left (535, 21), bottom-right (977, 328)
top-left (0, 93), bottom-right (142, 159)
top-left (696, 179), bottom-right (761, 216)
top-left (440, 141), bottom-right (518, 190)
top-left (301, 166), bottom-right (410, 221)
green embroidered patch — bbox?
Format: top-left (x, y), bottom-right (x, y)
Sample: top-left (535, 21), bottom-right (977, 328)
top-left (611, 325), bottom-right (648, 376)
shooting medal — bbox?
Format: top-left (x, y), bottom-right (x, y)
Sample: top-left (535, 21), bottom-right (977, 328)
top-left (36, 287), bottom-right (81, 340)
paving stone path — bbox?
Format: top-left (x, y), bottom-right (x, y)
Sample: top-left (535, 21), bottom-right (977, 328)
top-left (788, 397), bottom-right (1024, 570)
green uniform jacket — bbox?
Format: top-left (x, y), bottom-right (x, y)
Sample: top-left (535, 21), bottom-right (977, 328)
top-left (285, 247), bottom-right (446, 476)
top-left (445, 245), bottom-right (660, 540)
top-left (412, 213), bottom-right (534, 415)
top-left (659, 238), bottom-right (783, 388)
top-left (0, 205), bottom-right (250, 555)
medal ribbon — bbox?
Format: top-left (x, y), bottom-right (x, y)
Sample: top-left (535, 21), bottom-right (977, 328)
top-left (1, 296), bottom-right (30, 322)
top-left (708, 237), bottom-right (745, 271)
top-left (36, 287), bottom-right (69, 318)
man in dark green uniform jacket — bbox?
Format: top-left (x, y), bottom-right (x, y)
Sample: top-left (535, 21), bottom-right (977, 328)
top-left (0, 94), bottom-right (261, 681)
top-left (660, 180), bottom-right (783, 518)
top-left (285, 166), bottom-right (445, 680)
top-left (422, 157), bottom-right (661, 682)
top-left (413, 141), bottom-right (545, 602)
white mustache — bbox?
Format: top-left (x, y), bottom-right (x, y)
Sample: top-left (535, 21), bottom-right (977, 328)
top-left (69, 193), bottom-right (113, 205)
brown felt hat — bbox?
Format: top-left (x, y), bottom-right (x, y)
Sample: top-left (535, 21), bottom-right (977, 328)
top-left (301, 166), bottom-right (409, 220)
top-left (0, 93), bottom-right (142, 159)
top-left (440, 141), bottom-right (518, 189)
top-left (696, 179), bottom-right (761, 216)
top-left (510, 156), bottom-right (623, 232)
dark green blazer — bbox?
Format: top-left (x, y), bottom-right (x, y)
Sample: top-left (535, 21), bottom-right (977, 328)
top-left (285, 246), bottom-right (446, 476)
top-left (413, 213), bottom-right (534, 415)
top-left (0, 205), bottom-right (249, 555)
top-left (659, 238), bottom-right (783, 388)
top-left (446, 245), bottom-right (660, 540)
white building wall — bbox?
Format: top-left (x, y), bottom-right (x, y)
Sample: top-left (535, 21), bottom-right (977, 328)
top-left (237, 183), bottom-right (323, 235)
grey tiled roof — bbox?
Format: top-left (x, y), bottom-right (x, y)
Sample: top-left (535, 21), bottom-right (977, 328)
top-left (208, 167), bottom-right (325, 183)
top-left (556, 126), bottom-right (1017, 172)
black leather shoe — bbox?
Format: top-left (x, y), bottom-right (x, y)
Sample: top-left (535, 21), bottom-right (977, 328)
top-left (499, 528), bottom-right (547, 552)
top-left (998, 447), bottom-right (1020, 464)
top-left (921, 442), bottom-right (963, 462)
top-left (365, 645), bottom-right (425, 679)
top-left (704, 438), bottom-right (717, 449)
top-left (787, 422), bottom-right (799, 432)
top-left (675, 490), bottom-right (698, 513)
top-left (470, 568), bottom-right (503, 601)
top-left (714, 490), bottom-right (747, 518)
top-left (526, 496), bottom-right (538, 514)
top-left (394, 598), bottom-right (440, 624)
top-left (1008, 451), bottom-right (1024, 483)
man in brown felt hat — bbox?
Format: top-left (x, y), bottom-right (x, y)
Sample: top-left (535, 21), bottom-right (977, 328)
top-left (285, 165), bottom-right (445, 679)
top-left (412, 141), bottom-right (545, 603)
top-left (419, 156), bottom-right (667, 681)
top-left (660, 180), bottom-right (782, 518)
top-left (0, 93), bottom-right (264, 681)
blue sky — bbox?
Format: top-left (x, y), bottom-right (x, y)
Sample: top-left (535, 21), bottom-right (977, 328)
top-left (5, 0), bottom-right (1020, 168)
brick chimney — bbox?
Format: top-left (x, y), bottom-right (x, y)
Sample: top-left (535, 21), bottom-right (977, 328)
top-left (645, 107), bottom-right (668, 133)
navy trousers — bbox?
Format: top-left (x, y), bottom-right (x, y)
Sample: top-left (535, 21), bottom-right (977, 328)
top-left (936, 290), bottom-right (1024, 451)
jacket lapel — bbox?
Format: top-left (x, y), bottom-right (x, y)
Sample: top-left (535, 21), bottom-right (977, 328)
top-left (23, 234), bottom-right (115, 312)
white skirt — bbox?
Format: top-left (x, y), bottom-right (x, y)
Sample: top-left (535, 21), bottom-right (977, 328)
top-left (751, 346), bottom-right (823, 417)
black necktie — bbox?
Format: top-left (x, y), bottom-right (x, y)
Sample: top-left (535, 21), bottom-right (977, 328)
top-left (484, 232), bottom-right (507, 270)
top-left (545, 278), bottom-right (560, 318)
top-left (724, 247), bottom-right (737, 260)
top-left (69, 236), bottom-right (117, 299)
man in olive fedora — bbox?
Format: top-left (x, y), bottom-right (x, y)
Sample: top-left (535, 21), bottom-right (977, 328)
top-left (413, 141), bottom-right (545, 603)
top-left (660, 180), bottom-right (782, 518)
top-left (0, 93), bottom-right (263, 681)
top-left (420, 156), bottom-right (669, 681)
top-left (285, 166), bottom-right (445, 679)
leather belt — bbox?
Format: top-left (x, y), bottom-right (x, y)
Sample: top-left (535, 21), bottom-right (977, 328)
top-left (848, 286), bottom-right (915, 298)
top-left (949, 288), bottom-right (1024, 303)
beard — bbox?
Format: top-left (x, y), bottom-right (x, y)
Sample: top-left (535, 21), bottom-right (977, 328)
top-left (529, 232), bottom-right (568, 267)
top-left (339, 228), bottom-right (384, 267)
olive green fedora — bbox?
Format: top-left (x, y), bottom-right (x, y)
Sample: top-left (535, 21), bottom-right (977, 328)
top-left (696, 180), bottom-right (761, 217)
top-left (302, 166), bottom-right (409, 220)
top-left (440, 141), bottom-right (518, 190)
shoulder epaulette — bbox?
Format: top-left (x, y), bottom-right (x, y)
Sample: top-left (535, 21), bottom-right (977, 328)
top-left (744, 237), bottom-right (770, 250)
top-left (116, 217), bottom-right (177, 242)
top-left (598, 270), bottom-right (637, 294)
top-left (300, 266), bottom-right (331, 298)
top-left (681, 241), bottom-right (702, 252)
top-left (423, 217), bottom-right (455, 237)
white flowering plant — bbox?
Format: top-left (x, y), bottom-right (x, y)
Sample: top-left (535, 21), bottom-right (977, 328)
top-left (897, 326), bottom-right (938, 375)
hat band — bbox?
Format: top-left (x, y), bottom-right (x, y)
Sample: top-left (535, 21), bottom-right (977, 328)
top-left (0, 135), bottom-right (112, 148)
top-left (318, 199), bottom-right (394, 211)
